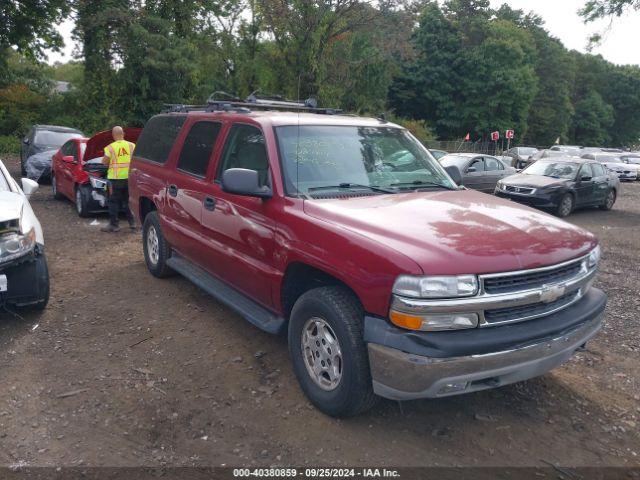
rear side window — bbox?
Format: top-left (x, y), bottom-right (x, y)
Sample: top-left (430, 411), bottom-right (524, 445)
top-left (217, 124), bottom-right (269, 185)
top-left (177, 122), bottom-right (221, 177)
top-left (484, 157), bottom-right (503, 171)
top-left (135, 115), bottom-right (186, 164)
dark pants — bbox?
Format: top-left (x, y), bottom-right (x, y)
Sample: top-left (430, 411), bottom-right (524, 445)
top-left (107, 179), bottom-right (134, 227)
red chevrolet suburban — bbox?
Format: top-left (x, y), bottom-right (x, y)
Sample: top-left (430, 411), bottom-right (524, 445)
top-left (129, 98), bottom-right (606, 417)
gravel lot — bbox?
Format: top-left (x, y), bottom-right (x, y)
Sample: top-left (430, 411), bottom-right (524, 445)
top-left (0, 154), bottom-right (638, 468)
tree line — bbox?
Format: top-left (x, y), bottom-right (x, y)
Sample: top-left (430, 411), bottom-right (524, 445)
top-left (1, 0), bottom-right (639, 153)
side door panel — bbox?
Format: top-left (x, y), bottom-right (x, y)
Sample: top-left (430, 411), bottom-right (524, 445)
top-left (164, 120), bottom-right (223, 262)
top-left (591, 163), bottom-right (609, 204)
top-left (575, 164), bottom-right (595, 206)
top-left (483, 156), bottom-right (505, 192)
top-left (58, 141), bottom-right (77, 198)
top-left (199, 123), bottom-right (277, 309)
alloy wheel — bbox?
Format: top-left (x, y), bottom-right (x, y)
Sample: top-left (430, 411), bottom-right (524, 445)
top-left (301, 317), bottom-right (343, 391)
top-left (559, 195), bottom-right (573, 216)
top-left (606, 190), bottom-right (615, 209)
top-left (75, 188), bottom-right (83, 214)
top-left (147, 225), bottom-right (160, 266)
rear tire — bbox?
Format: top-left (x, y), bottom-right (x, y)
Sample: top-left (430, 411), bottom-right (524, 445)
top-left (600, 189), bottom-right (616, 211)
top-left (555, 193), bottom-right (574, 218)
top-left (142, 211), bottom-right (175, 278)
top-left (288, 286), bottom-right (377, 417)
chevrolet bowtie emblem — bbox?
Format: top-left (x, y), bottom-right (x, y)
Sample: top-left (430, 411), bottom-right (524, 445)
top-left (540, 284), bottom-right (566, 303)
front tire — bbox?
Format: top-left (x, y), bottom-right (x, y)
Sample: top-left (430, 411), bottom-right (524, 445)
top-left (600, 189), bottom-right (616, 211)
top-left (142, 211), bottom-right (174, 278)
top-left (75, 185), bottom-right (91, 217)
top-left (555, 193), bottom-right (574, 218)
top-left (288, 286), bottom-right (377, 417)
top-left (51, 173), bottom-right (64, 200)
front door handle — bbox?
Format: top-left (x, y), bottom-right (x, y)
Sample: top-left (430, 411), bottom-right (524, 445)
top-left (168, 184), bottom-right (178, 197)
top-left (203, 196), bottom-right (216, 211)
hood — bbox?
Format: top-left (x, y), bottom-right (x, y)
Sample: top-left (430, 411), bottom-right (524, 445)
top-left (303, 190), bottom-right (596, 275)
top-left (606, 162), bottom-right (640, 171)
top-left (0, 191), bottom-right (25, 224)
top-left (84, 128), bottom-right (142, 161)
top-left (501, 173), bottom-right (570, 188)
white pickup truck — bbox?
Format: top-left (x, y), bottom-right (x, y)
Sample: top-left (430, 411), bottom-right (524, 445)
top-left (0, 158), bottom-right (49, 311)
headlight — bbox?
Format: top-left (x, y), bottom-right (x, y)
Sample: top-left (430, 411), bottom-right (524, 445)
top-left (587, 245), bottom-right (601, 269)
top-left (0, 228), bottom-right (36, 265)
top-left (389, 311), bottom-right (478, 331)
top-left (89, 176), bottom-right (107, 189)
top-left (393, 275), bottom-right (478, 299)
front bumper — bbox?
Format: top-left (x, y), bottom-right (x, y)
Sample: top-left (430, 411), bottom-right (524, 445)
top-left (365, 288), bottom-right (606, 400)
top-left (495, 189), bottom-right (561, 208)
top-left (0, 245), bottom-right (49, 308)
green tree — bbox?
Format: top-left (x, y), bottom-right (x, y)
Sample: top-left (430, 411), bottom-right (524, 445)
top-left (571, 89), bottom-right (614, 145)
top-left (0, 0), bottom-right (70, 60)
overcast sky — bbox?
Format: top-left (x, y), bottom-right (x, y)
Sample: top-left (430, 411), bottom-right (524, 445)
top-left (44, 0), bottom-right (640, 66)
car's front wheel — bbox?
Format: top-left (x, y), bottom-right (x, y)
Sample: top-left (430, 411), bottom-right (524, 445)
top-left (75, 185), bottom-right (91, 217)
top-left (142, 211), bottom-right (174, 278)
top-left (600, 189), bottom-right (616, 211)
top-left (555, 193), bottom-right (574, 217)
top-left (289, 286), bottom-right (377, 417)
top-left (51, 172), bottom-right (64, 200)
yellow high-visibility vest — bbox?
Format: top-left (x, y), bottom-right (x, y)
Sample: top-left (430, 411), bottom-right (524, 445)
top-left (105, 140), bottom-right (135, 180)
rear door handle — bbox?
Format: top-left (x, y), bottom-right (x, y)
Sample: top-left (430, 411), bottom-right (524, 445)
top-left (203, 196), bottom-right (216, 211)
top-left (168, 184), bottom-right (178, 197)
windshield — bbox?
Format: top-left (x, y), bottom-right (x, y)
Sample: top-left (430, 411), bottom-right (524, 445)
top-left (523, 161), bottom-right (579, 179)
top-left (440, 155), bottom-right (474, 169)
top-left (35, 130), bottom-right (82, 147)
top-left (518, 147), bottom-right (537, 155)
top-left (276, 125), bottom-right (456, 196)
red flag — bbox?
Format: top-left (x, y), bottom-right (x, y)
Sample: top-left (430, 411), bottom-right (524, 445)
top-left (464, 133), bottom-right (470, 141)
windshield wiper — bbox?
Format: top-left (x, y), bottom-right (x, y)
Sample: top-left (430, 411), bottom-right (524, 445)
top-left (389, 180), bottom-right (457, 191)
top-left (307, 183), bottom-right (396, 194)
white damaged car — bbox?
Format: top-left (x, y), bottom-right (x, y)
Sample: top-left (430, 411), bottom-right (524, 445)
top-left (0, 158), bottom-right (49, 311)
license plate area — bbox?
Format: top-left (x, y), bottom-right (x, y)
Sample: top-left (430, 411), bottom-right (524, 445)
top-left (0, 274), bottom-right (7, 292)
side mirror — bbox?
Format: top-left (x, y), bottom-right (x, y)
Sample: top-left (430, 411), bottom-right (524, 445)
top-left (23, 138), bottom-right (30, 145)
top-left (466, 166), bottom-right (477, 173)
top-left (444, 165), bottom-right (463, 186)
top-left (62, 155), bottom-right (76, 164)
top-left (581, 175), bottom-right (592, 182)
top-left (222, 168), bottom-right (272, 198)
top-left (21, 178), bottom-right (39, 196)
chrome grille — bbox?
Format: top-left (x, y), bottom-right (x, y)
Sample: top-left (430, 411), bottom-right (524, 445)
top-left (505, 185), bottom-right (534, 194)
top-left (483, 259), bottom-right (584, 295)
top-left (484, 291), bottom-right (580, 325)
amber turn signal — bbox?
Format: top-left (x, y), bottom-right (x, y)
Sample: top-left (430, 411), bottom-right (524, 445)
top-left (389, 310), bottom-right (423, 330)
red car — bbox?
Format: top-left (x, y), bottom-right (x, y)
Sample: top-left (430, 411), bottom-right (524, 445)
top-left (51, 128), bottom-right (141, 217)
top-left (128, 98), bottom-right (606, 417)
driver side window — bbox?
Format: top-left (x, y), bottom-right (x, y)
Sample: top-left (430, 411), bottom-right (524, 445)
top-left (218, 124), bottom-right (270, 186)
top-left (580, 164), bottom-right (594, 179)
top-left (467, 158), bottom-right (484, 172)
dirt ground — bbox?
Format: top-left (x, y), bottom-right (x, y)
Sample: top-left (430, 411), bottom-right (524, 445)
top-left (0, 153), bottom-right (638, 469)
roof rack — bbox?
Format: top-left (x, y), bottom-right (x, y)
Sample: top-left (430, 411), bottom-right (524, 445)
top-left (162, 91), bottom-right (342, 115)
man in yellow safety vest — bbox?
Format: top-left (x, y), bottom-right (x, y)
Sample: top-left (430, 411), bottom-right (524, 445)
top-left (101, 126), bottom-right (136, 232)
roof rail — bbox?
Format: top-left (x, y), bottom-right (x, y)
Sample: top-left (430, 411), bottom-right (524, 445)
top-left (162, 91), bottom-right (342, 115)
